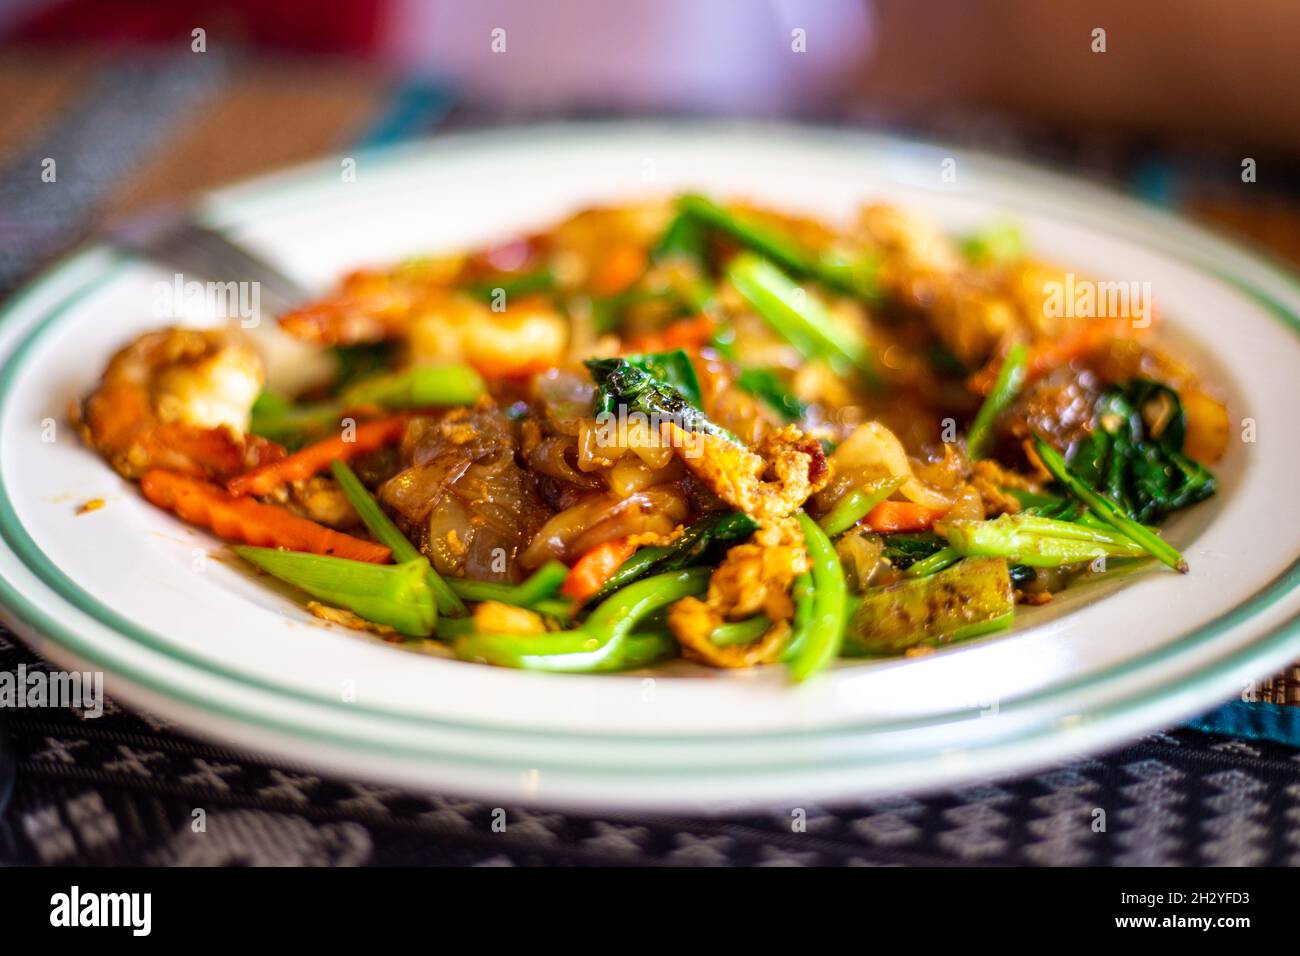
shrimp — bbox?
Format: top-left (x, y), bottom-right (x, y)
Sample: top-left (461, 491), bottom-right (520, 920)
top-left (277, 258), bottom-right (462, 346)
top-left (72, 327), bottom-right (281, 481)
top-left (282, 257), bottom-right (567, 380)
top-left (408, 293), bottom-right (567, 379)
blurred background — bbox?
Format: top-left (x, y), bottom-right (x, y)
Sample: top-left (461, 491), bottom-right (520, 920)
top-left (1, 0), bottom-right (1299, 300)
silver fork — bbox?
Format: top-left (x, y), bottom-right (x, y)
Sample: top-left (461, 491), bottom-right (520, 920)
top-left (106, 207), bottom-right (310, 317)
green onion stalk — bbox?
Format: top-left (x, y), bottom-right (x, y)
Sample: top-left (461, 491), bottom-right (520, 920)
top-left (965, 343), bottom-right (1027, 459)
top-left (818, 477), bottom-right (904, 537)
top-left (252, 365), bottom-right (485, 442)
top-left (726, 253), bottom-right (879, 387)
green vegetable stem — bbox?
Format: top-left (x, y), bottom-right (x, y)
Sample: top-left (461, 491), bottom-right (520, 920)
top-left (234, 547), bottom-right (437, 637)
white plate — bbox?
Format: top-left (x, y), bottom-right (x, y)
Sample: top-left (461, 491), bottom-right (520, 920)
top-left (1, 123), bottom-right (1298, 811)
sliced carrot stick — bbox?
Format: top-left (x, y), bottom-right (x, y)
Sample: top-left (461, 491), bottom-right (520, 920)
top-left (591, 244), bottom-right (648, 297)
top-left (227, 416), bottom-right (407, 498)
top-left (866, 500), bottom-right (949, 534)
top-left (560, 537), bottom-right (638, 602)
top-left (142, 469), bottom-right (391, 563)
top-left (624, 314), bottom-right (715, 354)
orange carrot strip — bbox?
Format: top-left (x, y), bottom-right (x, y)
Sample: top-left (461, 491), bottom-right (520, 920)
top-left (591, 244), bottom-right (648, 297)
top-left (142, 469), bottom-right (391, 563)
top-left (866, 500), bottom-right (949, 534)
top-left (560, 537), bottom-right (638, 602)
top-left (624, 314), bottom-right (715, 354)
top-left (227, 416), bottom-right (407, 498)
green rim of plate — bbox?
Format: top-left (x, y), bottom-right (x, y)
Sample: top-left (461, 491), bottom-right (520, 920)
top-left (0, 124), bottom-right (1298, 766)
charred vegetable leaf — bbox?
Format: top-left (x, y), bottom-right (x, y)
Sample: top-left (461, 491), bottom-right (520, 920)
top-left (588, 512), bottom-right (760, 604)
top-left (1069, 379), bottom-right (1216, 524)
top-left (844, 556), bottom-right (1014, 656)
top-left (586, 350), bottom-right (734, 441)
top-left (621, 349), bottom-right (703, 405)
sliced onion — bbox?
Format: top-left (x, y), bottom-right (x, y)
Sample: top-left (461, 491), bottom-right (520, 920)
top-left (609, 455), bottom-right (685, 498)
top-left (829, 421), bottom-right (954, 510)
top-left (527, 435), bottom-right (602, 489)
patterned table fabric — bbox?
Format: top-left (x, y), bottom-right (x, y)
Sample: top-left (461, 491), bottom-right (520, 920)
top-left (2, 640), bottom-right (1298, 867)
top-left (0, 47), bottom-right (1299, 866)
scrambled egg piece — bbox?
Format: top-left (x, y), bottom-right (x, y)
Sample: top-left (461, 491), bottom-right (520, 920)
top-left (668, 517), bottom-right (807, 668)
top-left (666, 424), bottom-right (829, 523)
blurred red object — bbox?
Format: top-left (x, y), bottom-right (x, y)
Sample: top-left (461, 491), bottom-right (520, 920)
top-left (8, 0), bottom-right (385, 54)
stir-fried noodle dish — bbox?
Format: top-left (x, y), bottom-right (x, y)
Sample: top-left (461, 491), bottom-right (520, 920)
top-left (73, 195), bottom-right (1228, 679)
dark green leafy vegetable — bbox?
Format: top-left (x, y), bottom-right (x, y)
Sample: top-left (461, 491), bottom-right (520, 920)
top-left (1008, 564), bottom-right (1037, 588)
top-left (844, 556), bottom-right (1014, 655)
top-left (880, 533), bottom-right (945, 571)
top-left (585, 352), bottom-right (736, 442)
top-left (1032, 433), bottom-right (1187, 573)
top-left (1068, 379), bottom-right (1216, 524)
top-left (589, 289), bottom-right (684, 335)
top-left (588, 512), bottom-right (760, 604)
top-left (620, 349), bottom-right (703, 405)
top-left (734, 367), bottom-right (808, 421)
top-left (331, 343), bottom-right (397, 395)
